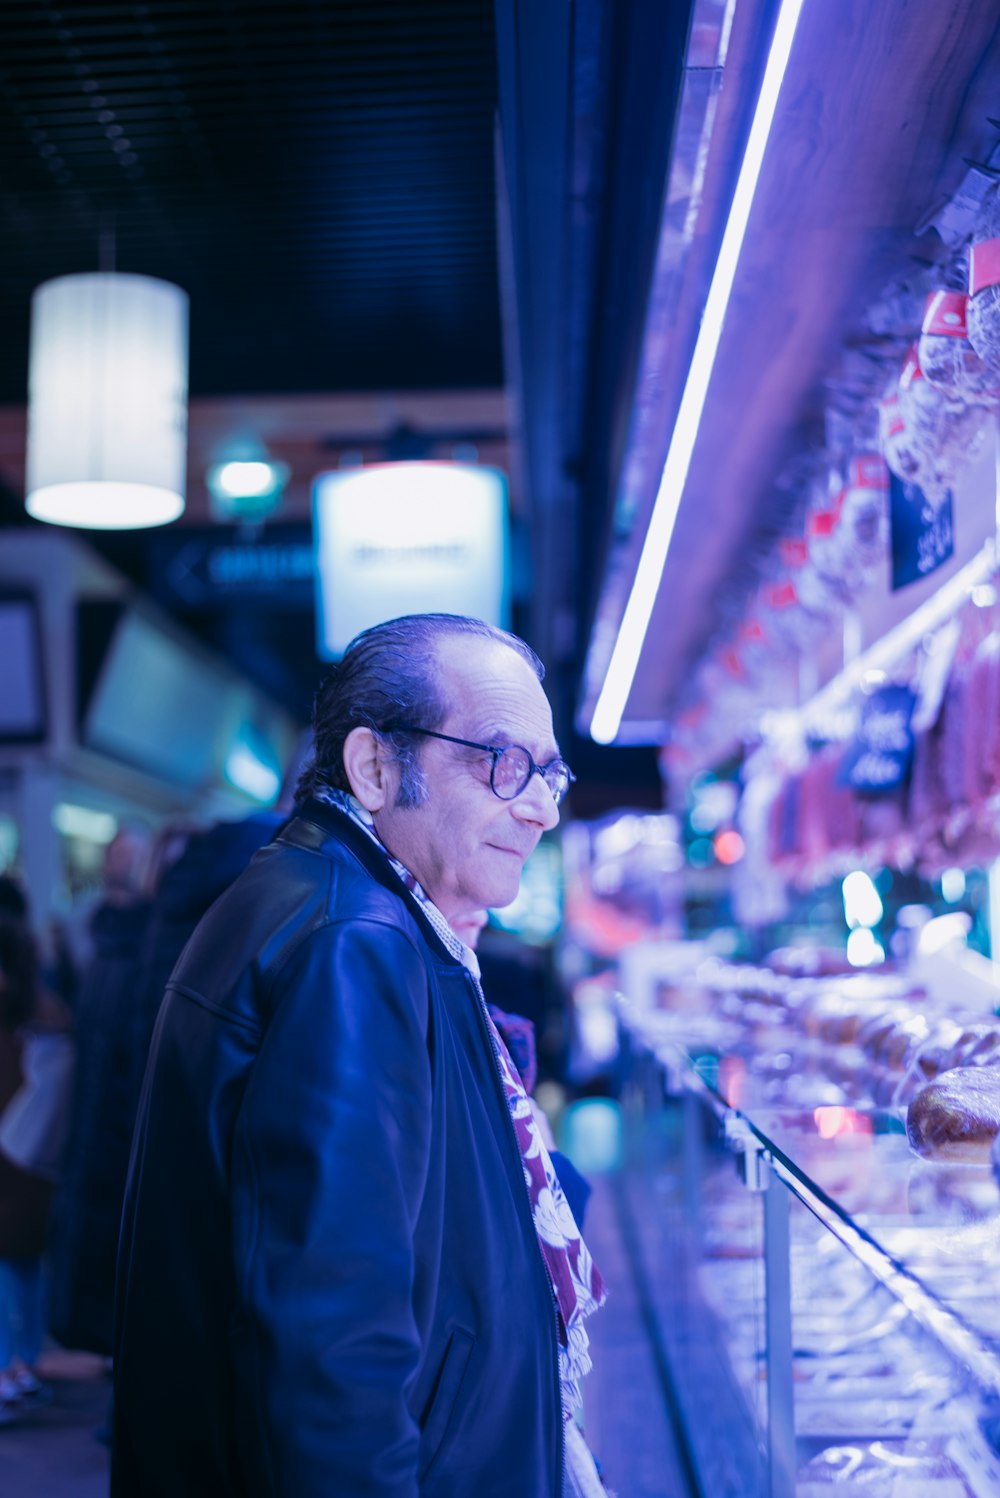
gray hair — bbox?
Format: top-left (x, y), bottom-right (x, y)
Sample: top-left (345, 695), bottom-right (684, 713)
top-left (297, 613), bottom-right (544, 807)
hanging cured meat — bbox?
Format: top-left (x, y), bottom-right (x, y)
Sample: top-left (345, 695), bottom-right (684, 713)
top-left (759, 573), bottom-right (832, 654)
top-left (878, 388), bottom-right (925, 487)
top-left (887, 346), bottom-right (991, 505)
top-left (918, 288), bottom-right (997, 401)
top-left (967, 182), bottom-right (1000, 376)
top-left (804, 455), bottom-right (887, 602)
top-left (836, 452), bottom-right (889, 578)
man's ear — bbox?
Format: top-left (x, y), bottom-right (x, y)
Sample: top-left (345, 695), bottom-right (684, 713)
top-left (342, 726), bottom-right (394, 811)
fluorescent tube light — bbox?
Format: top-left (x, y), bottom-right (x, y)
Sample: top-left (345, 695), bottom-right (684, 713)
top-left (590, 0), bottom-right (809, 744)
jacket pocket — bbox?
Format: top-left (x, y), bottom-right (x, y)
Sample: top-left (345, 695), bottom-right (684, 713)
top-left (418, 1325), bottom-right (476, 1483)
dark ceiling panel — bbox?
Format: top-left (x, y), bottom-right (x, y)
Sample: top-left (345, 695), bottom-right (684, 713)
top-left (0, 0), bottom-right (507, 730)
top-left (0, 0), bottom-right (502, 401)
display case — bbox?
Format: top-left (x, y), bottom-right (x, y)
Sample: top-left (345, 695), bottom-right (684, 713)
top-left (616, 977), bottom-right (1000, 1497)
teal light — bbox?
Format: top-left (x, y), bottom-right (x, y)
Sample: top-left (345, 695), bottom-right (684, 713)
top-left (224, 729), bottom-right (282, 804)
top-left (206, 459), bottom-right (290, 521)
top-left (559, 1099), bottom-right (622, 1174)
top-left (687, 837), bottom-right (715, 868)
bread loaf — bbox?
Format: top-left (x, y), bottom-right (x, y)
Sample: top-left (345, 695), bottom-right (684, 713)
top-left (906, 1064), bottom-right (1000, 1161)
top-left (799, 1437), bottom-right (978, 1494)
top-left (893, 1018), bottom-right (967, 1105)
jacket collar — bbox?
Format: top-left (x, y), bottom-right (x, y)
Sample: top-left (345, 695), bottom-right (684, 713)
top-left (287, 796), bottom-right (464, 970)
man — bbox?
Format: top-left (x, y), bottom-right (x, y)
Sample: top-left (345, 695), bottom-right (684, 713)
top-left (112, 614), bottom-right (605, 1498)
top-left (47, 828), bottom-right (153, 1360)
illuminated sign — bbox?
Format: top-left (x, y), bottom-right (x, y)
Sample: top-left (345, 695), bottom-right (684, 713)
top-left (153, 526), bottom-right (313, 607)
top-left (313, 463), bottom-right (508, 658)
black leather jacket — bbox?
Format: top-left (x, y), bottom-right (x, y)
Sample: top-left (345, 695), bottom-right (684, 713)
top-left (112, 801), bottom-right (563, 1497)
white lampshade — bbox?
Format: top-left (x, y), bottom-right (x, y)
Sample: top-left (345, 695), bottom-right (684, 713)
top-left (25, 272), bottom-right (189, 529)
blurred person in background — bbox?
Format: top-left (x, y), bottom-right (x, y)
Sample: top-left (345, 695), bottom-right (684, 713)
top-left (112, 613), bottom-right (607, 1498)
top-left (0, 884), bottom-right (74, 1421)
top-left (124, 812), bottom-right (282, 1128)
top-left (47, 827), bottom-right (153, 1361)
top-left (1, 868), bottom-right (77, 1012)
top-left (0, 875), bottom-right (29, 928)
top-left (125, 732), bottom-right (313, 1121)
top-left (51, 737), bottom-right (312, 1367)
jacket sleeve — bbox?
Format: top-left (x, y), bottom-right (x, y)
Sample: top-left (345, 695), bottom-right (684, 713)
top-left (230, 917), bottom-right (432, 1498)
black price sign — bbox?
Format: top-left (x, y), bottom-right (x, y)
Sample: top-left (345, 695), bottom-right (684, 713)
top-left (889, 472), bottom-right (954, 591)
top-left (838, 684), bottom-right (916, 793)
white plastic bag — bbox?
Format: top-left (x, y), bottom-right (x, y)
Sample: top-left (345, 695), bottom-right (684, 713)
top-left (0, 1029), bottom-right (76, 1181)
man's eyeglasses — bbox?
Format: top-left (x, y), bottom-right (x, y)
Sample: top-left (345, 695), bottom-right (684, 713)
top-left (393, 726), bottom-right (575, 806)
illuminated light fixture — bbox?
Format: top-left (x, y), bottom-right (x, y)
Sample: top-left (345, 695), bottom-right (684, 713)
top-left (812, 1106), bottom-right (871, 1139)
top-left (211, 460), bottom-right (285, 499)
top-left (206, 458), bottom-right (290, 523)
top-left (224, 740), bottom-right (281, 804)
top-left (559, 1098), bottom-right (622, 1171)
top-left (51, 802), bottom-right (118, 843)
top-left (713, 829), bottom-right (745, 865)
top-left (589, 0), bottom-right (808, 743)
top-left (918, 911), bottom-right (972, 956)
top-left (687, 836), bottom-right (715, 868)
top-left (25, 273), bottom-right (189, 530)
top-left (842, 869), bottom-right (883, 930)
top-left (846, 928), bottom-right (885, 967)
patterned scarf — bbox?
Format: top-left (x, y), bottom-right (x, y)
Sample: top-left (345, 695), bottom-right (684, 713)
top-left (312, 789), bottom-right (606, 1409)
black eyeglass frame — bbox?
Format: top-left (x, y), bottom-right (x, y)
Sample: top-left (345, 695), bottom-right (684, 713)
top-left (392, 725), bottom-right (575, 805)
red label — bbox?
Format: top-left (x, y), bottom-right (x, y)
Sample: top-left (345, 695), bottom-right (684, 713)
top-left (778, 537), bottom-right (808, 567)
top-left (720, 648), bottom-right (744, 679)
top-left (763, 581), bottom-right (799, 610)
top-left (899, 345), bottom-right (924, 389)
top-left (879, 395), bottom-right (905, 437)
top-left (737, 618), bottom-right (767, 645)
top-left (807, 507), bottom-right (839, 538)
top-left (922, 289), bottom-right (968, 337)
top-left (970, 237), bottom-right (1000, 296)
top-left (848, 453), bottom-right (889, 490)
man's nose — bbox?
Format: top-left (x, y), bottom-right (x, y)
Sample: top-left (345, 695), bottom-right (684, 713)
top-left (512, 771), bottom-right (560, 831)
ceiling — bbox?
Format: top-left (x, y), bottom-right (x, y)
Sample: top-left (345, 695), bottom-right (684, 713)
top-left (6, 1), bottom-right (1000, 815)
top-left (6, 0), bottom-right (1000, 815)
top-left (0, 1), bottom-right (503, 399)
top-left (0, 0), bottom-right (515, 735)
top-left (0, 0), bottom-right (687, 814)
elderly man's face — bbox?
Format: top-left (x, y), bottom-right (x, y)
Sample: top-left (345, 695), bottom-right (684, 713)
top-left (372, 634), bottom-right (561, 923)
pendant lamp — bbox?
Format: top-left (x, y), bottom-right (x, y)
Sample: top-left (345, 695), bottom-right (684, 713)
top-left (25, 272), bottom-right (189, 530)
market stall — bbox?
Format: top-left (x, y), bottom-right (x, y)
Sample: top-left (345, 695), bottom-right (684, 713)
top-left (562, 3), bottom-right (1000, 1492)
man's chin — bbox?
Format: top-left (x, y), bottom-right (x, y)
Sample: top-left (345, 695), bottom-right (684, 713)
top-left (479, 873), bottom-right (523, 913)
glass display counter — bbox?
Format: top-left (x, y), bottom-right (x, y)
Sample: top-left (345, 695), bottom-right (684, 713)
top-left (616, 998), bottom-right (1000, 1497)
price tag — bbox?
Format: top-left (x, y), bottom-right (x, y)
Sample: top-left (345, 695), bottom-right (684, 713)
top-left (838, 684), bottom-right (916, 792)
top-left (889, 472), bottom-right (955, 590)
